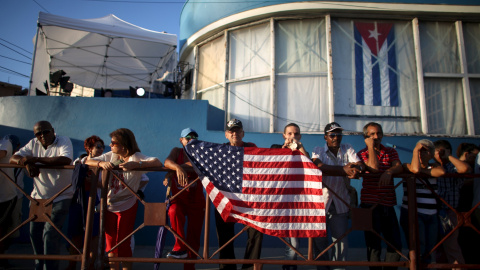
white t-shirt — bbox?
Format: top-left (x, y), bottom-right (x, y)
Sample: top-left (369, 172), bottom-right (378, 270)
top-left (0, 139), bottom-right (17, 203)
top-left (15, 136), bottom-right (74, 202)
top-left (91, 151), bottom-right (156, 212)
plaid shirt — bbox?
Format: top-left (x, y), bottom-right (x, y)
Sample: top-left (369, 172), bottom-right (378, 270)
top-left (437, 162), bottom-right (463, 209)
top-left (357, 144), bottom-right (400, 206)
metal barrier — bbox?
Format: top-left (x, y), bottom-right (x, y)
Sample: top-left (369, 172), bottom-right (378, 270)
top-left (0, 163), bottom-right (480, 270)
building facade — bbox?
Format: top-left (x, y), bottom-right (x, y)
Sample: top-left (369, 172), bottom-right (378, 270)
top-left (178, 0), bottom-right (480, 136)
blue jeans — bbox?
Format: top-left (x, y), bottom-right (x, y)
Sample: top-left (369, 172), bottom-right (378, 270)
top-left (284, 237), bottom-right (299, 261)
top-left (313, 202), bottom-right (349, 270)
top-left (30, 199), bottom-right (71, 270)
top-left (400, 207), bottom-right (438, 263)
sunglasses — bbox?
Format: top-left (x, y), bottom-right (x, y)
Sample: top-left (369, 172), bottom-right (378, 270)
top-left (34, 129), bottom-right (52, 137)
top-left (185, 135), bottom-right (198, 140)
top-left (327, 133), bottom-right (342, 139)
top-left (110, 141), bottom-right (120, 146)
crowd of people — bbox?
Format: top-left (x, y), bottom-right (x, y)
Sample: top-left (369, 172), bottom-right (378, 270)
top-left (0, 119), bottom-right (479, 270)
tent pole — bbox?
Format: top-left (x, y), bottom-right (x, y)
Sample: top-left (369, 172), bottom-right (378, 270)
top-left (29, 25), bottom-right (42, 96)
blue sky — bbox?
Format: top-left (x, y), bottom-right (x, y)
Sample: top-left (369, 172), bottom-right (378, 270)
top-left (0, 0), bottom-right (185, 89)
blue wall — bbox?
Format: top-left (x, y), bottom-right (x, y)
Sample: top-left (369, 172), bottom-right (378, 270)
top-left (0, 96), bottom-right (479, 248)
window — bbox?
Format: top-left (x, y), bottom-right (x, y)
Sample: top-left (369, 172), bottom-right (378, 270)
top-left (193, 16), bottom-right (480, 135)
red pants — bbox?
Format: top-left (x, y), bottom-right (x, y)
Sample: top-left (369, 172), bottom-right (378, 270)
top-left (168, 189), bottom-right (205, 270)
top-left (105, 202), bottom-right (138, 257)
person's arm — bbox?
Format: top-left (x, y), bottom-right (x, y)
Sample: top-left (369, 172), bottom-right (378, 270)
top-left (119, 157), bottom-right (163, 171)
top-left (281, 138), bottom-right (311, 158)
top-left (427, 163), bottom-right (446, 178)
top-left (18, 156), bottom-right (72, 166)
top-left (363, 138), bottom-right (380, 173)
top-left (448, 155), bottom-right (471, 173)
top-left (379, 159), bottom-right (403, 186)
top-left (85, 156), bottom-right (114, 170)
top-left (312, 158), bottom-right (359, 177)
top-left (164, 148), bottom-right (190, 187)
top-left (405, 162), bottom-right (445, 178)
top-left (408, 142), bottom-right (423, 174)
top-left (297, 142), bottom-right (310, 159)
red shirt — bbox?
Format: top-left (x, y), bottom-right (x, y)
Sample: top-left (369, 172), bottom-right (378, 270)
top-left (357, 144), bottom-right (400, 206)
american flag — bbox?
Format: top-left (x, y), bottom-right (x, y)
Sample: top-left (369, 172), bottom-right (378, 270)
top-left (184, 140), bottom-right (326, 238)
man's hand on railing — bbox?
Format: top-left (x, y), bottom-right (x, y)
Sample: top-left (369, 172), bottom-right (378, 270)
top-left (343, 163), bottom-right (361, 179)
top-left (25, 163), bottom-right (40, 177)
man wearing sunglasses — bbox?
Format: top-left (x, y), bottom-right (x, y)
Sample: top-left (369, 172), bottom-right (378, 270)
top-left (311, 122), bottom-right (363, 270)
top-left (10, 120), bottom-right (73, 270)
top-left (163, 128), bottom-right (205, 269)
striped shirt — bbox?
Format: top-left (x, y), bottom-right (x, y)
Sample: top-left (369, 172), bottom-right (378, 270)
top-left (357, 144), bottom-right (399, 206)
top-left (402, 172), bottom-right (438, 215)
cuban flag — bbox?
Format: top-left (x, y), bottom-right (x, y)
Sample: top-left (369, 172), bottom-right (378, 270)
top-left (355, 22), bottom-right (398, 107)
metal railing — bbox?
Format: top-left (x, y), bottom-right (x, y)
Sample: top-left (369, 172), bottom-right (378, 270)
top-left (0, 163), bottom-right (480, 269)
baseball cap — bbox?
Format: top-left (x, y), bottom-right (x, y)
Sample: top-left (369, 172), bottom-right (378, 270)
top-left (180, 128), bottom-right (198, 138)
top-left (3, 134), bottom-right (20, 148)
top-left (226, 118), bottom-right (243, 131)
top-left (324, 122), bottom-right (344, 133)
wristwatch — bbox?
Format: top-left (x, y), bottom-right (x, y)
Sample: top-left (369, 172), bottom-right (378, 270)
top-left (139, 161), bottom-right (143, 168)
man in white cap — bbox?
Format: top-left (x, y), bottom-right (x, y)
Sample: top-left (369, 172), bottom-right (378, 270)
top-left (311, 122), bottom-right (363, 270)
top-left (164, 128), bottom-right (205, 270)
top-left (216, 119), bottom-right (259, 270)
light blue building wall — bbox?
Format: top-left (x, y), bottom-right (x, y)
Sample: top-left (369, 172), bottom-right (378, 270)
top-left (0, 96), bottom-right (479, 247)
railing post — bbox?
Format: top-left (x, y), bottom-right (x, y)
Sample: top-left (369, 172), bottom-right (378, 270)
top-left (407, 176), bottom-right (420, 270)
top-left (81, 167), bottom-right (100, 270)
top-left (203, 194), bottom-right (210, 259)
top-left (97, 169), bottom-right (110, 270)
top-left (308, 237), bottom-right (314, 261)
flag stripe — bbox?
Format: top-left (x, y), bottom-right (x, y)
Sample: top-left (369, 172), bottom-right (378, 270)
top-left (230, 200), bottom-right (325, 210)
top-left (244, 167), bottom-right (321, 175)
top-left (244, 160), bottom-right (318, 170)
top-left (222, 192), bottom-right (324, 202)
top-left (243, 173), bottom-right (323, 182)
top-left (230, 209), bottom-right (326, 222)
top-left (242, 179), bottom-right (322, 189)
top-left (371, 54), bottom-right (381, 106)
top-left (355, 26), bottom-right (365, 105)
top-left (230, 213), bottom-right (327, 238)
top-left (387, 28), bottom-right (398, 106)
top-left (242, 187), bottom-right (323, 196)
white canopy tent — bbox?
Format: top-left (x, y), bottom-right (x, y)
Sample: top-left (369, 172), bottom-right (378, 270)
top-left (30, 12), bottom-right (177, 95)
